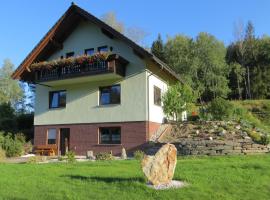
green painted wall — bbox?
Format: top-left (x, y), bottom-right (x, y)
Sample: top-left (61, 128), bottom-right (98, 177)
top-left (34, 21), bottom-right (148, 125)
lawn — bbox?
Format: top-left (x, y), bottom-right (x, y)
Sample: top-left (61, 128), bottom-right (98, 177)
top-left (0, 155), bottom-right (270, 200)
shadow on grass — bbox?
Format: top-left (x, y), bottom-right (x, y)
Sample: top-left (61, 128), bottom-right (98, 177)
top-left (62, 175), bottom-right (145, 183)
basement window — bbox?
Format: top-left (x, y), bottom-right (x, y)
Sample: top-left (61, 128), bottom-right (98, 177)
top-left (99, 127), bottom-right (121, 144)
top-left (49, 90), bottom-right (66, 109)
top-left (48, 129), bottom-right (57, 144)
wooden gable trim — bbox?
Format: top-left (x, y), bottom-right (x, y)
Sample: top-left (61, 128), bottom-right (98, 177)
top-left (11, 6), bottom-right (76, 79)
top-left (12, 4), bottom-right (180, 82)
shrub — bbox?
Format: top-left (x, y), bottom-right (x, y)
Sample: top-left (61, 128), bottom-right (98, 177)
top-left (95, 152), bottom-right (114, 161)
top-left (260, 135), bottom-right (270, 145)
top-left (162, 84), bottom-right (196, 121)
top-left (0, 148), bottom-right (6, 162)
top-left (1, 133), bottom-right (25, 157)
top-left (27, 156), bottom-right (43, 164)
top-left (198, 106), bottom-right (212, 121)
top-left (23, 141), bottom-right (33, 154)
top-left (66, 151), bottom-right (76, 163)
top-left (133, 150), bottom-right (145, 160)
top-left (233, 105), bottom-right (248, 120)
top-left (207, 98), bottom-right (233, 120)
top-left (247, 130), bottom-right (261, 143)
top-left (58, 156), bottom-right (65, 161)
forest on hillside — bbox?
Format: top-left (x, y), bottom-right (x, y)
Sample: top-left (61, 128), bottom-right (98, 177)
top-left (151, 21), bottom-right (270, 102)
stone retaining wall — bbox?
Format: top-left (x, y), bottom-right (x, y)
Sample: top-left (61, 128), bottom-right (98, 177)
top-left (146, 138), bottom-right (270, 156)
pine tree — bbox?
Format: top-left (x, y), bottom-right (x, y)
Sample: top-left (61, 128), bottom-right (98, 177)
top-left (151, 34), bottom-right (165, 61)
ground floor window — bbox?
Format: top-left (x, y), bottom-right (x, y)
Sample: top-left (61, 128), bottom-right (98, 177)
top-left (48, 128), bottom-right (57, 144)
top-left (99, 127), bottom-right (121, 144)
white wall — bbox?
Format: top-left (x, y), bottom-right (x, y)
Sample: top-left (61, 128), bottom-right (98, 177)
top-left (147, 72), bottom-right (168, 123)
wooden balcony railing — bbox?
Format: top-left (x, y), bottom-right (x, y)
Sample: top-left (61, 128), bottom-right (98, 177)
top-left (33, 54), bottom-right (128, 82)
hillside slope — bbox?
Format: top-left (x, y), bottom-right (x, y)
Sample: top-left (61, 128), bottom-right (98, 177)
top-left (232, 100), bottom-right (270, 132)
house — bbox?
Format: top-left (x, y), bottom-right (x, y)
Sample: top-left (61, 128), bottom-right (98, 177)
top-left (12, 3), bottom-right (180, 156)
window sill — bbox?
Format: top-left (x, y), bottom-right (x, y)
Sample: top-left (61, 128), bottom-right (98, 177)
top-left (48, 107), bottom-right (66, 110)
top-left (96, 144), bottom-right (122, 146)
top-left (95, 104), bottom-right (121, 108)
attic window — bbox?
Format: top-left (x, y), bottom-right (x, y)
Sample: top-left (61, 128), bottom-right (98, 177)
top-left (66, 52), bottom-right (74, 58)
top-left (85, 48), bottom-right (95, 56)
top-left (98, 46), bottom-right (108, 53)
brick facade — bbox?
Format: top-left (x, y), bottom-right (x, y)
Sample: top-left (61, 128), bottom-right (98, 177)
top-left (147, 121), bottom-right (162, 140)
top-left (34, 121), bottom-right (160, 156)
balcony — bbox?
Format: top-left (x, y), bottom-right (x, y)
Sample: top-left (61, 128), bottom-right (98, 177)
top-left (32, 54), bottom-right (129, 84)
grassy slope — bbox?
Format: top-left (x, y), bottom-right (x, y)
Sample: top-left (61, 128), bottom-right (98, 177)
top-left (232, 100), bottom-right (270, 133)
top-left (0, 155), bottom-right (270, 200)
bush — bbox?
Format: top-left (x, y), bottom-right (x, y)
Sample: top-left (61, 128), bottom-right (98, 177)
top-left (233, 105), bottom-right (248, 120)
top-left (162, 84), bottom-right (196, 121)
top-left (260, 135), bottom-right (270, 145)
top-left (198, 106), bottom-right (212, 121)
top-left (27, 156), bottom-right (44, 164)
top-left (1, 133), bottom-right (25, 157)
top-left (58, 156), bottom-right (65, 161)
top-left (247, 130), bottom-right (261, 143)
top-left (23, 141), bottom-right (33, 154)
top-left (66, 151), bottom-right (76, 163)
top-left (0, 148), bottom-right (5, 162)
top-left (207, 98), bottom-right (234, 120)
top-left (133, 150), bottom-right (145, 160)
top-left (95, 152), bottom-right (114, 161)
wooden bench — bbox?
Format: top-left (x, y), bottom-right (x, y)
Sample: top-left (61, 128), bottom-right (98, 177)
top-left (34, 145), bottom-right (57, 156)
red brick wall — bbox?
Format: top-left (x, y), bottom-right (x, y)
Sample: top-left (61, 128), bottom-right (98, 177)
top-left (147, 121), bottom-right (161, 140)
top-left (34, 121), bottom-right (156, 156)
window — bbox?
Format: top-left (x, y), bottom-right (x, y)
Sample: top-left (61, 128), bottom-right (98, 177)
top-left (99, 85), bottom-right (120, 105)
top-left (66, 52), bottom-right (74, 58)
top-left (99, 127), bottom-right (121, 144)
top-left (49, 90), bottom-right (66, 108)
top-left (154, 86), bottom-right (161, 106)
top-left (98, 46), bottom-right (108, 53)
top-left (85, 48), bottom-right (95, 56)
top-left (48, 129), bottom-right (57, 144)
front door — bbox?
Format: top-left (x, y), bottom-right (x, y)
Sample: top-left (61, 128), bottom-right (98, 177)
top-left (60, 128), bottom-right (70, 155)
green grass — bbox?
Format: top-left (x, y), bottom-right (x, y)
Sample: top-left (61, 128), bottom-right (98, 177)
top-left (0, 155), bottom-right (270, 200)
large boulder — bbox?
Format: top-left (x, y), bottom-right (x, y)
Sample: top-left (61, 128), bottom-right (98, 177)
top-left (141, 143), bottom-right (177, 185)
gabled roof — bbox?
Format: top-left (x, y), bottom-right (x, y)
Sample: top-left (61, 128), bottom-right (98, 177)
top-left (12, 3), bottom-right (181, 82)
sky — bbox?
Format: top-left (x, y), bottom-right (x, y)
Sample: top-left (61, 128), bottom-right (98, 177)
top-left (0, 0), bottom-right (269, 67)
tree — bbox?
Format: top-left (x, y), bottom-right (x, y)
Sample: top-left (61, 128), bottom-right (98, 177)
top-left (162, 84), bottom-right (196, 121)
top-left (151, 34), bottom-right (165, 61)
top-left (100, 11), bottom-right (147, 45)
top-left (14, 82), bottom-right (35, 114)
top-left (164, 33), bottom-right (230, 101)
top-left (164, 34), bottom-right (194, 84)
top-left (226, 21), bottom-right (270, 99)
top-left (193, 33), bottom-right (230, 101)
top-left (228, 62), bottom-right (245, 100)
top-left (101, 12), bottom-right (124, 33)
top-left (244, 21), bottom-right (256, 99)
top-left (0, 59), bottom-right (23, 105)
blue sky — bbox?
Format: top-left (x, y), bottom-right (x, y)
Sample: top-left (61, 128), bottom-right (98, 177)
top-left (0, 0), bottom-right (269, 67)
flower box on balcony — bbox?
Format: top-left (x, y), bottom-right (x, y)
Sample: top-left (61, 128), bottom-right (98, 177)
top-left (31, 53), bottom-right (129, 82)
